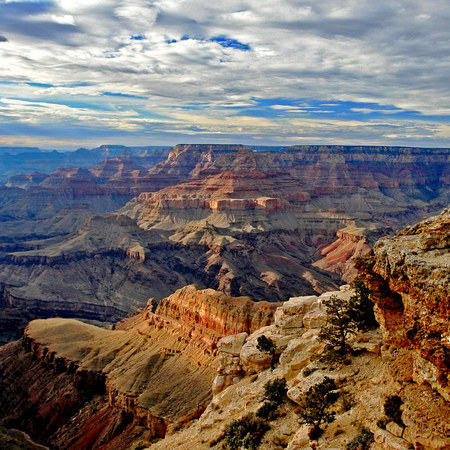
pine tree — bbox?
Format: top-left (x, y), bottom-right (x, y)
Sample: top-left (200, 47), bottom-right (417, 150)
top-left (348, 277), bottom-right (378, 330)
top-left (319, 295), bottom-right (357, 354)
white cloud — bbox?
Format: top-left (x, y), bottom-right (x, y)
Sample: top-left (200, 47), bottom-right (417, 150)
top-left (0, 0), bottom-right (448, 146)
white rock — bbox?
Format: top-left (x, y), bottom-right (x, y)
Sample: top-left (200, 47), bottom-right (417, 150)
top-left (217, 332), bottom-right (248, 356)
top-left (302, 310), bottom-right (327, 329)
top-left (374, 429), bottom-right (411, 450)
top-left (386, 421), bottom-right (404, 438)
top-left (286, 425), bottom-right (312, 449)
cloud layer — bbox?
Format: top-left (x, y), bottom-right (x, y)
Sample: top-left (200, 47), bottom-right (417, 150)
top-left (0, 0), bottom-right (449, 148)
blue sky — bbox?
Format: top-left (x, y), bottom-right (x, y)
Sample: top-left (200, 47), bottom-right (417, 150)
top-left (0, 0), bottom-right (449, 149)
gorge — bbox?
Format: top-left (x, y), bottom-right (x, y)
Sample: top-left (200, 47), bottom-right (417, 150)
top-left (0, 144), bottom-right (448, 344)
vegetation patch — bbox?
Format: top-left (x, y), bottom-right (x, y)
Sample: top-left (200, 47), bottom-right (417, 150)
top-left (346, 428), bottom-right (375, 449)
top-left (297, 377), bottom-right (339, 440)
top-left (223, 413), bottom-right (270, 450)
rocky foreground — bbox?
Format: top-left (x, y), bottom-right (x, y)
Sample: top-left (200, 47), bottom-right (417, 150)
top-left (0, 209), bottom-right (448, 449)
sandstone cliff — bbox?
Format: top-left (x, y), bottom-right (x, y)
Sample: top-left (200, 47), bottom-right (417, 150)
top-left (359, 209), bottom-right (450, 401)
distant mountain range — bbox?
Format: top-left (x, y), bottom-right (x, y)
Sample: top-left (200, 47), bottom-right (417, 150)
top-left (0, 145), bottom-right (170, 183)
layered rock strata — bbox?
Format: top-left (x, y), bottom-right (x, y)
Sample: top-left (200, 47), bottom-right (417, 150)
top-left (0, 144), bottom-right (448, 343)
top-left (0, 286), bottom-right (277, 448)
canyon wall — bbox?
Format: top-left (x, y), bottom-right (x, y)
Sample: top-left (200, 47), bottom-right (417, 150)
top-left (359, 209), bottom-right (450, 401)
top-left (0, 209), bottom-right (449, 448)
top-left (0, 144), bottom-right (448, 343)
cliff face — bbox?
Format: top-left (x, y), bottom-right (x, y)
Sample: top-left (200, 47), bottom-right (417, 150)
top-left (0, 286), bottom-right (277, 448)
top-left (153, 285), bottom-right (280, 347)
top-left (360, 209), bottom-right (450, 400)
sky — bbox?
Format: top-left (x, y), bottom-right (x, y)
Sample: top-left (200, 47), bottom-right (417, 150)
top-left (0, 0), bottom-right (449, 149)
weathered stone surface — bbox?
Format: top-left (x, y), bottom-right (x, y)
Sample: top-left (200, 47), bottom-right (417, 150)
top-left (274, 294), bottom-right (326, 331)
top-left (374, 429), bottom-right (411, 450)
top-left (360, 209), bottom-right (450, 400)
top-left (155, 285), bottom-right (278, 343)
top-left (286, 425), bottom-right (312, 449)
top-left (386, 421), bottom-right (404, 438)
top-left (217, 332), bottom-right (248, 356)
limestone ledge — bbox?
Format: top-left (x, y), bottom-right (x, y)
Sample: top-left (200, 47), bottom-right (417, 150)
top-left (212, 289), bottom-right (348, 394)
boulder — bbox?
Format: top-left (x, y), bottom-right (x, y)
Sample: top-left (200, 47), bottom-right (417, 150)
top-left (217, 332), bottom-right (248, 356)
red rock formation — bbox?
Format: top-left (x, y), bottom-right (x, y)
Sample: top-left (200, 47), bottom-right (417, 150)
top-left (359, 209), bottom-right (450, 400)
top-left (0, 284), bottom-right (279, 448)
top-left (152, 285), bottom-right (280, 347)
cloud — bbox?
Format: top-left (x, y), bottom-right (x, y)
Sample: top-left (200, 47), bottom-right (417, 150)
top-left (0, 36), bottom-right (8, 42)
top-left (0, 0), bottom-right (448, 147)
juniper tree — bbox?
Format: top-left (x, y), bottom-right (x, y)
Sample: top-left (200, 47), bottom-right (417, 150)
top-left (257, 335), bottom-right (277, 370)
top-left (319, 295), bottom-right (357, 355)
top-left (298, 377), bottom-right (339, 439)
top-left (348, 277), bottom-right (378, 330)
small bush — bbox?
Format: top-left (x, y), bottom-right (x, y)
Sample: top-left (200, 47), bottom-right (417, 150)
top-left (256, 401), bottom-right (279, 421)
top-left (223, 413), bottom-right (270, 450)
top-left (297, 377), bottom-right (339, 438)
top-left (257, 335), bottom-right (277, 370)
top-left (346, 428), bottom-right (375, 449)
top-left (384, 395), bottom-right (403, 426)
top-left (262, 377), bottom-right (288, 405)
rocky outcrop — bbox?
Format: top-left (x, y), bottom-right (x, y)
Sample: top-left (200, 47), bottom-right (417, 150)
top-left (359, 209), bottom-right (450, 401)
top-left (313, 226), bottom-right (374, 282)
top-left (152, 285), bottom-right (280, 348)
top-left (212, 290), bottom-right (337, 394)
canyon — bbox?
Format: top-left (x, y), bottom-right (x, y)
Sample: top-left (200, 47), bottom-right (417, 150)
top-left (0, 144), bottom-right (448, 343)
top-left (0, 209), bottom-right (448, 449)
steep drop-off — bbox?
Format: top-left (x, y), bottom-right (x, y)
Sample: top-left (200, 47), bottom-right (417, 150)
top-left (359, 209), bottom-right (450, 401)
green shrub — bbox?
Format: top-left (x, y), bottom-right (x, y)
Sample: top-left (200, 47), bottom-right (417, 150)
top-left (257, 335), bottom-right (277, 370)
top-left (384, 395), bottom-right (403, 426)
top-left (346, 428), bottom-right (375, 449)
top-left (224, 413), bottom-right (270, 450)
top-left (262, 377), bottom-right (288, 405)
top-left (348, 277), bottom-right (378, 330)
top-left (256, 401), bottom-right (279, 421)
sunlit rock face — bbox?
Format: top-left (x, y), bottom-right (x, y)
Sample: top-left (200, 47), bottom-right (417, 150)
top-left (360, 209), bottom-right (450, 400)
top-left (0, 285), bottom-right (278, 448)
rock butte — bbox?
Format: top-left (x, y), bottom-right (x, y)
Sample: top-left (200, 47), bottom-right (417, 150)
top-left (0, 144), bottom-right (448, 343)
top-left (0, 209), bottom-right (448, 449)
